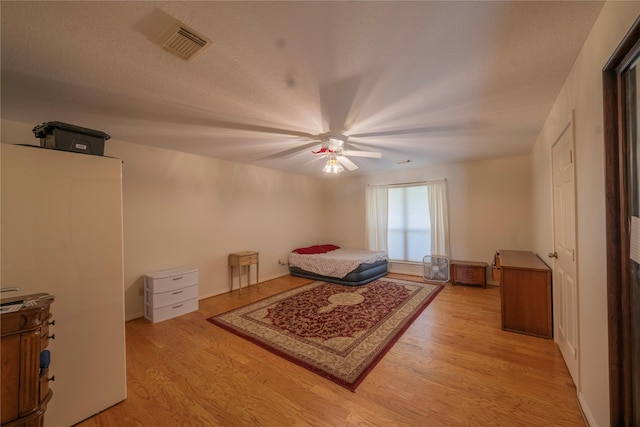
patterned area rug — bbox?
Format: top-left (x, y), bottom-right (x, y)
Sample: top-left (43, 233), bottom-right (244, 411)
top-left (207, 277), bottom-right (442, 391)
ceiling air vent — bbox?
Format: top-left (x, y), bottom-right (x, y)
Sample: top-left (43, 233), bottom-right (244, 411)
top-left (157, 22), bottom-right (211, 61)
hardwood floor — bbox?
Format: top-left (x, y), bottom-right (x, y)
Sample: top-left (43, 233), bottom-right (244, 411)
top-left (77, 274), bottom-right (585, 426)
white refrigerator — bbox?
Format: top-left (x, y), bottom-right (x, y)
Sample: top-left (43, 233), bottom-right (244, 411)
top-left (1, 143), bottom-right (127, 426)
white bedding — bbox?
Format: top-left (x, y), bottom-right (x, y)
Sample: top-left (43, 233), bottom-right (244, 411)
top-left (288, 248), bottom-right (388, 279)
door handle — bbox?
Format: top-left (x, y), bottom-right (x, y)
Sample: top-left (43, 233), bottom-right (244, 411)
top-left (548, 252), bottom-right (558, 259)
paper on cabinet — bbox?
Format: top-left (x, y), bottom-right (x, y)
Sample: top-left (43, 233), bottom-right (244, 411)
top-left (630, 216), bottom-right (640, 264)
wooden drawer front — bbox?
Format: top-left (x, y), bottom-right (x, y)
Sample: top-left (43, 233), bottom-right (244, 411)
top-left (1, 334), bottom-right (21, 424)
top-left (239, 255), bottom-right (258, 265)
top-left (455, 266), bottom-right (484, 283)
top-left (41, 334), bottom-right (51, 352)
top-left (40, 316), bottom-right (50, 343)
top-left (39, 368), bottom-right (50, 403)
top-left (145, 298), bottom-right (198, 324)
top-left (19, 331), bottom-right (40, 416)
top-left (146, 269), bottom-right (198, 293)
top-left (451, 263), bottom-right (486, 287)
top-left (146, 284), bottom-right (198, 308)
top-left (40, 314), bottom-right (54, 350)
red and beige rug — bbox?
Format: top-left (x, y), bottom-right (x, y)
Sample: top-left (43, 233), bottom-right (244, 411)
top-left (207, 277), bottom-right (442, 391)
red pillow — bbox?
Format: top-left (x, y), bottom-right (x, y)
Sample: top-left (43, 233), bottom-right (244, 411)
top-left (293, 245), bottom-right (327, 254)
top-left (320, 244), bottom-right (340, 252)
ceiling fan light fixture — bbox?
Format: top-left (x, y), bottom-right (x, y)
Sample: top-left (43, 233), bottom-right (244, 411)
top-left (323, 155), bottom-right (344, 174)
top-left (327, 137), bottom-right (344, 151)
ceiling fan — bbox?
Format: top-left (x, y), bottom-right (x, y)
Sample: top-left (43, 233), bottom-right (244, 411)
top-left (160, 76), bottom-right (470, 175)
top-left (310, 135), bottom-right (381, 173)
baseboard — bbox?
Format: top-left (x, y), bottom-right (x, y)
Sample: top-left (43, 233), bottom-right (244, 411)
top-left (126, 272), bottom-right (342, 322)
top-left (577, 392), bottom-right (597, 427)
top-left (197, 272), bottom-right (291, 301)
top-left (126, 312), bottom-right (144, 322)
top-left (388, 262), bottom-right (422, 276)
top-left (389, 262), bottom-right (499, 286)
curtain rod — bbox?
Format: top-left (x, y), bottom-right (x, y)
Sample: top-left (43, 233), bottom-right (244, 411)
top-left (367, 178), bottom-right (447, 187)
top-left (367, 178), bottom-right (446, 188)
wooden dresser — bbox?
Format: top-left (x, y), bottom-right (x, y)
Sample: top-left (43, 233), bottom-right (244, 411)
top-left (1, 293), bottom-right (55, 426)
top-left (499, 250), bottom-right (552, 338)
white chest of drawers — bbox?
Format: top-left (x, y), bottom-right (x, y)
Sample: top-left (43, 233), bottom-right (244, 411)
top-left (144, 267), bottom-right (199, 323)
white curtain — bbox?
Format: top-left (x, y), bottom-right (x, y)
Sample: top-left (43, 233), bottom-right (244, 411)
top-left (427, 179), bottom-right (450, 258)
top-left (365, 185), bottom-right (388, 252)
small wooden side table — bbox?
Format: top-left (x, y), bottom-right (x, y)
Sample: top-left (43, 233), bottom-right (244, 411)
top-left (450, 260), bottom-right (488, 288)
top-left (228, 251), bottom-right (259, 294)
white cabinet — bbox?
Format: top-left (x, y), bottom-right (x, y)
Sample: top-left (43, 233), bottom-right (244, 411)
top-left (1, 144), bottom-right (127, 426)
top-left (144, 268), bottom-right (199, 323)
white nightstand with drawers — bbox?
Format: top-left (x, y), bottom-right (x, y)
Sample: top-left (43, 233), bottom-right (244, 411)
top-left (144, 267), bottom-right (199, 323)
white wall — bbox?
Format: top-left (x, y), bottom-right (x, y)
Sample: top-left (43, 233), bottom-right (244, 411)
top-left (1, 119), bottom-right (327, 320)
top-left (322, 155), bottom-right (532, 279)
top-left (531, 3), bottom-right (640, 426)
top-left (2, 117), bottom-right (531, 316)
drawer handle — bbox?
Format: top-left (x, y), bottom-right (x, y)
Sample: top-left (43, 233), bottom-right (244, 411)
top-left (172, 291), bottom-right (183, 295)
top-left (49, 320), bottom-right (56, 326)
top-left (172, 304), bottom-right (183, 309)
top-left (172, 276), bottom-right (184, 281)
top-left (48, 334), bottom-right (56, 340)
top-left (48, 375), bottom-right (55, 382)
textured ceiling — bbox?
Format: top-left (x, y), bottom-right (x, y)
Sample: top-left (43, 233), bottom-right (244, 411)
top-left (1, 1), bottom-right (604, 177)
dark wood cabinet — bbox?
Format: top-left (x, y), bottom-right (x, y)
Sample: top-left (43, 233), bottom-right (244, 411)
top-left (1, 294), bottom-right (54, 426)
top-left (499, 250), bottom-right (552, 338)
top-left (450, 260), bottom-right (488, 288)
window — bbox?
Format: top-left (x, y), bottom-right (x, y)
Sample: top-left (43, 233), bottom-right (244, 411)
top-left (388, 185), bottom-right (430, 262)
top-left (366, 179), bottom-right (449, 262)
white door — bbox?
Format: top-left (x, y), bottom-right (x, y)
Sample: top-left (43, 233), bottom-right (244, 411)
top-left (551, 120), bottom-right (579, 385)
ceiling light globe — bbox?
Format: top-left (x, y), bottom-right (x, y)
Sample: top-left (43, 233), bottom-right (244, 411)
top-left (323, 157), bottom-right (344, 173)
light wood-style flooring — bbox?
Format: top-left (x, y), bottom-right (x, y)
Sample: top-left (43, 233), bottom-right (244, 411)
top-left (77, 274), bottom-right (585, 426)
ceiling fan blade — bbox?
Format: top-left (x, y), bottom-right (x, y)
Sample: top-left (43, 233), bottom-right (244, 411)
top-left (349, 125), bottom-right (464, 139)
top-left (260, 141), bottom-right (321, 160)
top-left (337, 155), bottom-right (358, 171)
top-left (204, 121), bottom-right (317, 138)
top-left (342, 150), bottom-right (381, 158)
top-left (155, 103), bottom-right (321, 138)
top-left (304, 155), bottom-right (327, 166)
top-left (320, 75), bottom-right (362, 134)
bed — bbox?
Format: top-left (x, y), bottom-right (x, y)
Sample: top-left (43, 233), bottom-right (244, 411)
top-left (288, 245), bottom-right (388, 286)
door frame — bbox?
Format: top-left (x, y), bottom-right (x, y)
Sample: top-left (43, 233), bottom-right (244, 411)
top-left (603, 16), bottom-right (640, 426)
